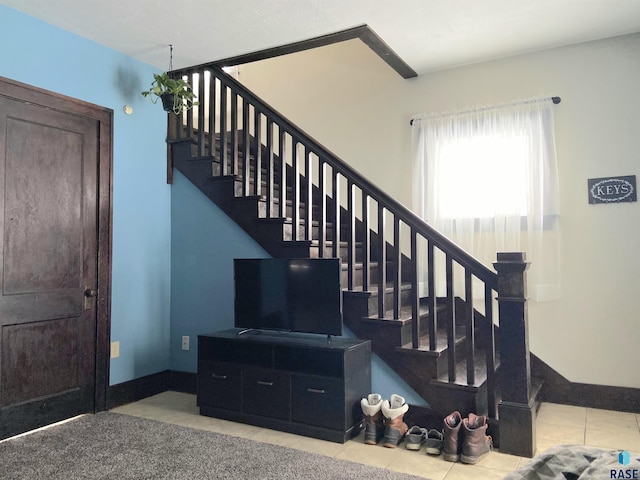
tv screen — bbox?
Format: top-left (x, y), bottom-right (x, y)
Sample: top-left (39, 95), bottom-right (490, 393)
top-left (233, 258), bottom-right (343, 336)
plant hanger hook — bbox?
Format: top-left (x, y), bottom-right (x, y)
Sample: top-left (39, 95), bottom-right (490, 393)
top-left (168, 44), bottom-right (174, 76)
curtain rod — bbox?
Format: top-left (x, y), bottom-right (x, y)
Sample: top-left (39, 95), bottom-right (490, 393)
top-left (409, 96), bottom-right (561, 125)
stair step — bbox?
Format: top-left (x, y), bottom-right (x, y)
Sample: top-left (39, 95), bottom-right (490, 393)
top-left (397, 322), bottom-right (465, 355)
top-left (432, 349), bottom-right (501, 389)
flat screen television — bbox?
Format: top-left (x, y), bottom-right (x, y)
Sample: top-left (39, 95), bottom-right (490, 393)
top-left (233, 258), bottom-right (343, 336)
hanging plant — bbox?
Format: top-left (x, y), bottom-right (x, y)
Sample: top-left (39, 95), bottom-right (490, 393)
top-left (141, 72), bottom-right (198, 114)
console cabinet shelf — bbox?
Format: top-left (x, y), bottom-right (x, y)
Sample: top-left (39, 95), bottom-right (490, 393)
top-left (197, 329), bottom-right (371, 443)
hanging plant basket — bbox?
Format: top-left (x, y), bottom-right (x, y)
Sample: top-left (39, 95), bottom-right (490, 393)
top-left (141, 72), bottom-right (198, 115)
top-left (160, 93), bottom-right (175, 112)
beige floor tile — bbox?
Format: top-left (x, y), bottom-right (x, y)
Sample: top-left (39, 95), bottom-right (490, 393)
top-left (536, 421), bottom-right (585, 452)
top-left (288, 434), bottom-right (349, 457)
top-left (336, 441), bottom-right (402, 469)
top-left (385, 450), bottom-right (453, 480)
top-left (515, 456), bottom-right (534, 469)
top-left (475, 450), bottom-right (522, 472)
top-left (110, 393), bottom-right (640, 479)
top-left (587, 407), bottom-right (639, 430)
top-left (585, 423), bottom-right (640, 452)
top-left (444, 463), bottom-right (506, 480)
top-left (537, 402), bottom-right (587, 428)
top-left (249, 427), bottom-right (302, 447)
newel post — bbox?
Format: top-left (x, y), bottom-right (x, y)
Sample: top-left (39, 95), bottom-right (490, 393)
top-left (493, 252), bottom-right (536, 457)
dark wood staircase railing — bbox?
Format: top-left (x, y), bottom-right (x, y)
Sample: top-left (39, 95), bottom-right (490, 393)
top-left (166, 64), bottom-right (539, 457)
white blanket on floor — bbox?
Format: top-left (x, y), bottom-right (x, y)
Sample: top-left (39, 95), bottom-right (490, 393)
top-left (503, 445), bottom-right (640, 480)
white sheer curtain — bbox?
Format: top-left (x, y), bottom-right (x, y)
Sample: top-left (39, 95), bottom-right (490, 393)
top-left (411, 97), bottom-right (561, 302)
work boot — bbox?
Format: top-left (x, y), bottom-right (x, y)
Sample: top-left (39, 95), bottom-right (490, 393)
top-left (460, 413), bottom-right (493, 464)
top-left (360, 393), bottom-right (384, 445)
top-left (381, 394), bottom-right (409, 448)
top-left (442, 411), bottom-right (463, 462)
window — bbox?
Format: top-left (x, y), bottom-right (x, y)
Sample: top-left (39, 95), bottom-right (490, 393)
top-left (438, 134), bottom-right (529, 218)
top-left (411, 97), bottom-right (560, 301)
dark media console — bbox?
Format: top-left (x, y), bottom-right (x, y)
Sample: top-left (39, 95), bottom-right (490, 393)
top-left (197, 329), bottom-right (371, 443)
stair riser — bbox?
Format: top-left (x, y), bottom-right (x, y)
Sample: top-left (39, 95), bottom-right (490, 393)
top-left (341, 265), bottom-right (402, 290)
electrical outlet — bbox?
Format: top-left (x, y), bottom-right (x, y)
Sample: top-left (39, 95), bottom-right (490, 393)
top-left (111, 341), bottom-right (120, 359)
top-left (181, 336), bottom-right (190, 351)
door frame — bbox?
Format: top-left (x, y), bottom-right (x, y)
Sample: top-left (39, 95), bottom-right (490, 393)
top-left (0, 75), bottom-right (113, 412)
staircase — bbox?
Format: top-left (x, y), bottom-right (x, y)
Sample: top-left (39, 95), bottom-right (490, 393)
top-left (166, 65), bottom-right (540, 457)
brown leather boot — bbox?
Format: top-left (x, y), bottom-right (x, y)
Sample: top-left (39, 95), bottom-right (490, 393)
top-left (442, 411), bottom-right (463, 462)
top-left (360, 394), bottom-right (384, 445)
top-left (460, 413), bottom-right (493, 464)
top-left (381, 394), bottom-right (409, 448)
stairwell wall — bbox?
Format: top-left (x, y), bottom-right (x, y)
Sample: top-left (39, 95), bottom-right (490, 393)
top-left (237, 34), bottom-right (640, 389)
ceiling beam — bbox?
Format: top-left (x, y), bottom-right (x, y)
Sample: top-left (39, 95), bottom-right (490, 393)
top-left (187, 25), bottom-right (418, 79)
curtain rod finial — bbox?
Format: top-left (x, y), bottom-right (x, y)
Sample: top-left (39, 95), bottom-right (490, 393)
top-left (552, 96), bottom-right (561, 104)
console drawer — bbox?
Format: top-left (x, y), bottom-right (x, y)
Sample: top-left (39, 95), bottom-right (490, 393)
top-left (198, 362), bottom-right (242, 411)
top-left (243, 367), bottom-right (290, 420)
top-left (291, 374), bottom-right (344, 430)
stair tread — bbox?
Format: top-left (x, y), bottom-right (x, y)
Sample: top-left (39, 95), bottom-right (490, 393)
top-left (432, 349), bottom-right (501, 388)
top-left (398, 326), bottom-right (466, 354)
top-left (361, 300), bottom-right (439, 324)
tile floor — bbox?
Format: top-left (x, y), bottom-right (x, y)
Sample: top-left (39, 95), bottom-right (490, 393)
top-left (112, 391), bottom-right (640, 480)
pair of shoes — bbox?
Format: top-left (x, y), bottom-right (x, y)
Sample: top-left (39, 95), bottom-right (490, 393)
top-left (361, 394), bottom-right (385, 445)
top-left (405, 427), bottom-right (443, 454)
top-left (442, 411), bottom-right (493, 464)
top-left (360, 393), bottom-right (409, 448)
top-left (405, 426), bottom-right (426, 450)
top-left (425, 429), bottom-right (444, 455)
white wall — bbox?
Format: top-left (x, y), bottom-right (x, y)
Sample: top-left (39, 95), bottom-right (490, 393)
top-left (238, 34), bottom-right (640, 388)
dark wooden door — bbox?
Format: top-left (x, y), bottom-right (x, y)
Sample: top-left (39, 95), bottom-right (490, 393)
top-left (0, 77), bottom-right (112, 439)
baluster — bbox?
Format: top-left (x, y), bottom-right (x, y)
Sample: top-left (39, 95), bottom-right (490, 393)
top-left (484, 283), bottom-right (497, 419)
top-left (228, 90), bottom-right (238, 176)
top-left (362, 192), bottom-right (371, 292)
top-left (332, 171), bottom-right (341, 259)
top-left (207, 70), bottom-right (216, 160)
top-left (304, 146), bottom-right (312, 241)
top-left (278, 128), bottom-right (286, 218)
top-left (292, 139), bottom-right (300, 240)
top-left (347, 180), bottom-right (355, 290)
top-left (318, 159), bottom-right (326, 258)
top-left (446, 255), bottom-right (456, 382)
top-left (265, 118), bottom-right (274, 217)
top-left (410, 230), bottom-right (419, 348)
top-left (219, 79), bottom-right (227, 175)
top-left (254, 108), bottom-right (262, 197)
top-left (197, 70), bottom-right (205, 157)
top-left (185, 72), bottom-right (194, 144)
top-left (427, 241), bottom-right (437, 350)
top-left (392, 215), bottom-right (400, 319)
top-left (465, 269), bottom-right (475, 385)
top-left (377, 207), bottom-right (387, 318)
top-left (241, 101), bottom-right (250, 196)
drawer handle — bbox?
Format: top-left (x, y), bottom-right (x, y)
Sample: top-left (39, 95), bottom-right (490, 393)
top-left (306, 388), bottom-right (326, 394)
top-left (211, 374), bottom-right (227, 379)
top-left (257, 380), bottom-right (274, 386)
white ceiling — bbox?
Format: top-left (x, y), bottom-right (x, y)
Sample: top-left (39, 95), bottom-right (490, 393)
top-left (3, 0), bottom-right (640, 74)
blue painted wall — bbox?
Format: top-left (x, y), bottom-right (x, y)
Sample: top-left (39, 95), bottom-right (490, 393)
top-left (0, 5), bottom-right (171, 385)
top-left (0, 4), bottom-right (427, 405)
top-left (169, 171), bottom-right (269, 371)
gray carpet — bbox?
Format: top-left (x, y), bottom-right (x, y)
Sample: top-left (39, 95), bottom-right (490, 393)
top-left (0, 412), bottom-right (430, 479)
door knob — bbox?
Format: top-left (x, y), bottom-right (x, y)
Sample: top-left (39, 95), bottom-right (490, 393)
top-left (84, 289), bottom-right (97, 297)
